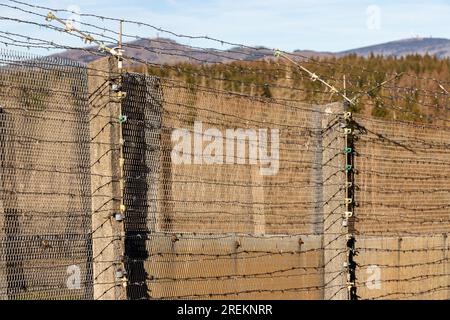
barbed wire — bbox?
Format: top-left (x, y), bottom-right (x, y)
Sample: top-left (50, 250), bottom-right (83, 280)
top-left (1, 0), bottom-right (450, 301)
top-left (5, 0), bottom-right (450, 90)
top-left (1, 19), bottom-right (449, 126)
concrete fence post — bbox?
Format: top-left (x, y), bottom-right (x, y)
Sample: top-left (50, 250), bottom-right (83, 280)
top-left (87, 57), bottom-right (126, 300)
top-left (321, 102), bottom-right (348, 300)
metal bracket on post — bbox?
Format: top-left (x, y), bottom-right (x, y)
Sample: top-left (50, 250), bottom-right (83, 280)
top-left (343, 110), bottom-right (357, 300)
top-left (46, 11), bottom-right (129, 298)
top-left (115, 19), bottom-right (128, 295)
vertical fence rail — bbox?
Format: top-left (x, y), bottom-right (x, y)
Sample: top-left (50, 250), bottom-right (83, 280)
top-left (87, 57), bottom-right (127, 300)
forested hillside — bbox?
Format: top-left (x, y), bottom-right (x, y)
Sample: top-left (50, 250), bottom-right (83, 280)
top-left (129, 54), bottom-right (450, 125)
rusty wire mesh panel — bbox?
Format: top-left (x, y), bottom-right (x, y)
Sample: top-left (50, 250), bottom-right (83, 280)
top-left (5, 49), bottom-right (450, 301)
top-left (143, 77), bottom-right (326, 234)
top-left (120, 72), bottom-right (347, 300)
top-left (2, 1), bottom-right (450, 301)
top-left (354, 116), bottom-right (450, 235)
top-left (121, 73), bottom-right (163, 300)
top-left (0, 49), bottom-right (93, 300)
top-left (353, 115), bottom-right (450, 300)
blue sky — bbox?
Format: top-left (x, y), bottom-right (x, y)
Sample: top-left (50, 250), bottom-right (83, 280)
top-left (1, 0), bottom-right (450, 53)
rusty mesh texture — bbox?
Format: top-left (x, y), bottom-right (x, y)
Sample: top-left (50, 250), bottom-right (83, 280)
top-left (0, 50), bottom-right (93, 299)
top-left (120, 73), bottom-right (344, 299)
top-left (353, 115), bottom-right (450, 300)
top-left (122, 75), bottom-right (329, 234)
top-left (3, 51), bottom-right (449, 300)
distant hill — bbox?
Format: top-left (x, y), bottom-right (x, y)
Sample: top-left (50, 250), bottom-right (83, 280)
top-left (54, 37), bottom-right (450, 64)
top-left (339, 37), bottom-right (450, 58)
top-left (53, 37), bottom-right (329, 65)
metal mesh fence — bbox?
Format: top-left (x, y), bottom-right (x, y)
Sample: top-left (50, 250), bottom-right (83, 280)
top-left (139, 78), bottom-right (324, 234)
top-left (0, 50), bottom-right (93, 299)
top-left (354, 116), bottom-right (450, 235)
top-left (353, 115), bottom-right (450, 300)
top-left (0, 48), bottom-right (449, 300)
top-left (120, 73), bottom-right (342, 299)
